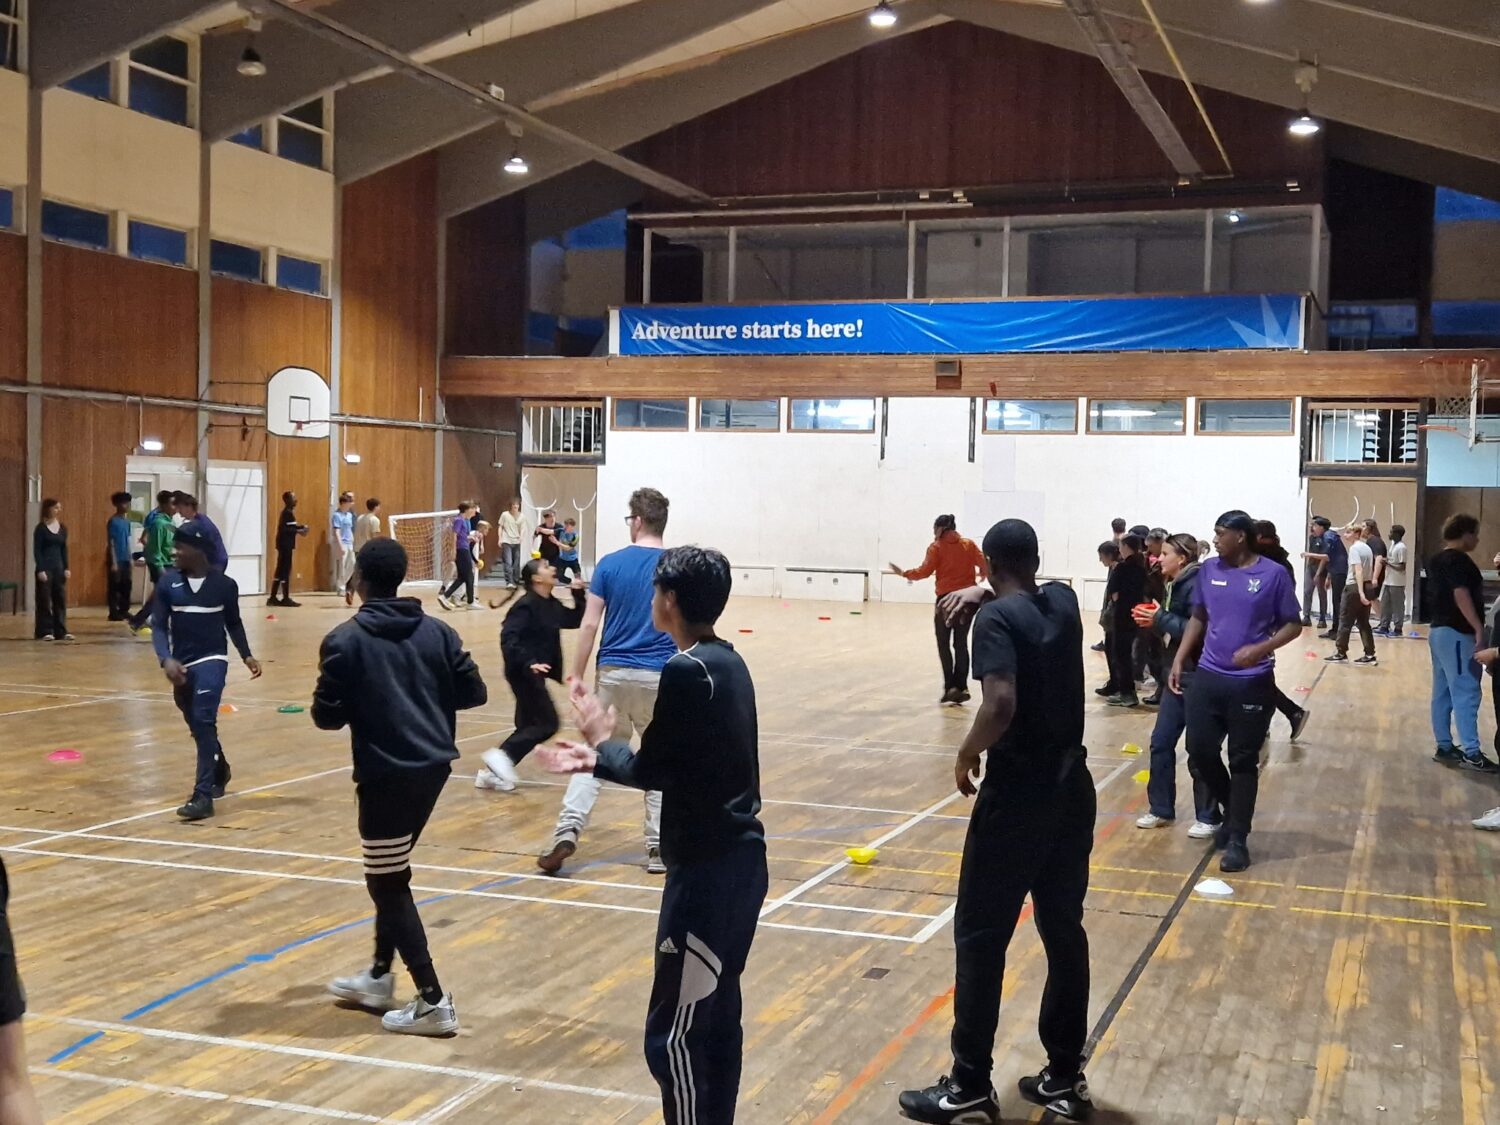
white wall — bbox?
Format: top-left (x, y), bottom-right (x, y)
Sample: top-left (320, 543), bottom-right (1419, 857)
top-left (0, 68), bottom-right (25, 189)
top-left (42, 88), bottom-right (199, 230)
top-left (209, 140), bottom-right (335, 262)
top-left (596, 398), bottom-right (1307, 598)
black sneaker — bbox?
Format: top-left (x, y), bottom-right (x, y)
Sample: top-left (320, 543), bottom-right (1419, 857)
top-left (1214, 822), bottom-right (1233, 850)
top-left (177, 795), bottom-right (213, 821)
top-left (1107, 695), bottom-right (1139, 708)
top-left (1141, 693), bottom-right (1162, 707)
top-left (282, 598), bottom-right (302, 608)
top-left (1090, 641), bottom-right (1106, 652)
top-left (1300, 616), bottom-right (1312, 627)
top-left (212, 759), bottom-right (232, 800)
top-left (1316, 618), bottom-right (1328, 628)
top-left (940, 688), bottom-right (959, 704)
top-left (266, 597), bottom-right (280, 607)
top-left (897, 1074), bottom-right (1000, 1124)
top-left (1318, 631), bottom-right (1337, 640)
top-left (1324, 653), bottom-right (1348, 663)
top-left (1220, 837), bottom-right (1251, 873)
top-left (1289, 708), bottom-right (1311, 742)
top-left (1018, 1068), bottom-right (1092, 1121)
top-left (1353, 655), bottom-right (1378, 666)
top-left (1460, 753), bottom-right (1500, 774)
top-left (1434, 745), bottom-right (1466, 767)
top-left (1094, 685), bottom-right (1115, 697)
top-left (952, 689), bottom-right (971, 704)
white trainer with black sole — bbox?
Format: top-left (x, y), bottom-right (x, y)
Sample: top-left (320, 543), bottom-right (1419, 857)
top-left (382, 993), bottom-right (458, 1036)
top-left (479, 748), bottom-right (519, 791)
top-left (1135, 813), bottom-right (1173, 829)
top-left (1473, 807), bottom-right (1500, 831)
top-left (327, 968), bottom-right (398, 1011)
top-left (1186, 821), bottom-right (1219, 840)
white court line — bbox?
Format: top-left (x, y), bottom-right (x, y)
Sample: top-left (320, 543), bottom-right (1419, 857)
top-left (31, 1065), bottom-right (397, 1123)
top-left (10, 766), bottom-right (347, 850)
top-left (910, 756), bottom-right (1141, 945)
top-left (779, 899), bottom-right (940, 920)
top-left (413, 1080), bottom-right (493, 1123)
top-left (759, 791), bottom-right (967, 919)
top-left (0, 696), bottom-right (120, 718)
top-left (32, 1014), bottom-right (657, 1104)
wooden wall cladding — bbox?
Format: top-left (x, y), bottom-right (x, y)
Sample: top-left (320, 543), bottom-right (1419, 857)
top-left (336, 424), bottom-right (436, 519)
top-left (341, 154), bottom-right (439, 423)
top-left (42, 243), bottom-right (197, 398)
top-left (0, 234), bottom-right (24, 385)
top-left (39, 398), bottom-right (197, 607)
top-left (0, 394), bottom-right (24, 585)
top-left (443, 429), bottom-right (518, 530)
top-left (442, 350), bottom-right (1500, 401)
top-left (210, 277), bottom-right (332, 407)
top-left (444, 195), bottom-right (527, 358)
top-left (638, 24), bottom-right (1322, 202)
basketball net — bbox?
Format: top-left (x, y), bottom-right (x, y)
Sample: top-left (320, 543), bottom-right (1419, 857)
top-left (1421, 357), bottom-right (1489, 448)
top-left (388, 509), bottom-right (460, 585)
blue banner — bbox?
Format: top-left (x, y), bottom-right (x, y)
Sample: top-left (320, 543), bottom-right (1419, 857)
top-left (612, 294), bottom-right (1305, 356)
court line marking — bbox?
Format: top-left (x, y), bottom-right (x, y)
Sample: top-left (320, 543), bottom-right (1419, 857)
top-left (0, 696), bottom-right (121, 717)
top-left (32, 1014), bottom-right (657, 1103)
top-left (1288, 904), bottom-right (1492, 932)
top-left (1294, 883), bottom-right (1488, 909)
top-left (414, 1080), bottom-right (493, 1123)
top-left (9, 767), bottom-right (348, 850)
top-left (31, 1065), bottom-right (399, 1122)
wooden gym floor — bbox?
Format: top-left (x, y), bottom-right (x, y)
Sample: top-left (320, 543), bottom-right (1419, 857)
top-left (3, 592), bottom-right (1498, 1123)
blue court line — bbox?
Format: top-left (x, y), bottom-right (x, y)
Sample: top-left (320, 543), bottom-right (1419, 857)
top-left (45, 854), bottom-right (627, 1065)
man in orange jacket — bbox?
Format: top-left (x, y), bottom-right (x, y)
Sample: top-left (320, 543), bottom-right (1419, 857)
top-left (890, 514), bottom-right (990, 704)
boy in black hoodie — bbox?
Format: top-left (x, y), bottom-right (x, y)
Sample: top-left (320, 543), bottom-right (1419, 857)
top-left (539, 546), bottom-right (766, 1125)
top-left (313, 538), bottom-right (487, 1036)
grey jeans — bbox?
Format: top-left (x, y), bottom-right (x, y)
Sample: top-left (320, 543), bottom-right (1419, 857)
top-left (553, 666), bottom-right (663, 847)
top-left (1377, 586), bottom-right (1407, 633)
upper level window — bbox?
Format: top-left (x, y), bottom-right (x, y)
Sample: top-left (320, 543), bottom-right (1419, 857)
top-left (789, 398), bottom-right (876, 433)
top-left (699, 399), bottom-right (780, 432)
top-left (614, 399), bottom-right (689, 431)
top-left (127, 36), bottom-right (195, 126)
top-left (228, 123), bottom-right (264, 151)
top-left (275, 253), bottom-right (324, 296)
top-left (41, 200), bottom-right (110, 250)
top-left (1087, 399), bottom-right (1185, 434)
top-left (62, 62), bottom-right (111, 101)
top-left (0, 0), bottom-right (22, 73)
top-left (128, 220), bottom-right (189, 267)
top-left (0, 188), bottom-right (14, 232)
top-left (983, 399), bottom-right (1078, 434)
top-left (276, 98), bottom-right (329, 169)
top-left (210, 239), bottom-right (263, 283)
top-left (1197, 399), bottom-right (1294, 435)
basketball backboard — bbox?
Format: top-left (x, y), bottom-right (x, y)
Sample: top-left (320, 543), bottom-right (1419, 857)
top-left (267, 366), bottom-right (331, 439)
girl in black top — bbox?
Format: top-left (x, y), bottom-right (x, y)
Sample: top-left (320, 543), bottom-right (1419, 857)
top-left (1253, 521), bottom-right (1312, 740)
top-left (33, 498), bottom-right (71, 641)
top-left (478, 559), bottom-right (586, 790)
top-left (1104, 533), bottom-right (1148, 706)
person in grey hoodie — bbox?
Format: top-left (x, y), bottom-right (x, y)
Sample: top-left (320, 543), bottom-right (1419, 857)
top-left (313, 538), bottom-right (487, 1038)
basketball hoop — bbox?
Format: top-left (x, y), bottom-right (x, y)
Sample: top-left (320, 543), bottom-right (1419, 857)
top-left (1418, 356), bottom-right (1490, 448)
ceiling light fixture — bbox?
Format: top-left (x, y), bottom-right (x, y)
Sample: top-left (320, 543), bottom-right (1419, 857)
top-left (140, 438), bottom-right (164, 452)
top-left (1287, 61), bottom-right (1320, 137)
top-left (238, 16), bottom-right (266, 77)
top-left (868, 1), bottom-right (897, 29)
top-left (1227, 209), bottom-right (1243, 224)
top-left (504, 149), bottom-right (529, 175)
top-left (1287, 112), bottom-right (1321, 137)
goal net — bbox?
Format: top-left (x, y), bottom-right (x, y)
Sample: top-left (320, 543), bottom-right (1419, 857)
top-left (388, 509), bottom-right (460, 586)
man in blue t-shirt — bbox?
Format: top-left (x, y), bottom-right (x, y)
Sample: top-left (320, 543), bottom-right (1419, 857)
top-left (107, 491), bottom-right (135, 621)
top-left (1302, 516), bottom-right (1347, 640)
top-left (535, 487), bottom-right (675, 876)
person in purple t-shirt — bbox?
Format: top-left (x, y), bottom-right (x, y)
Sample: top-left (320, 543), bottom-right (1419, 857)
top-left (1169, 510), bottom-right (1302, 874)
top-left (437, 501), bottom-right (477, 610)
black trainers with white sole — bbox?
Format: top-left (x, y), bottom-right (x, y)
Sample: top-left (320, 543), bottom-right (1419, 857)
top-left (1018, 1068), bottom-right (1093, 1121)
top-left (897, 1075), bottom-right (1001, 1124)
top-left (1289, 708), bottom-right (1311, 741)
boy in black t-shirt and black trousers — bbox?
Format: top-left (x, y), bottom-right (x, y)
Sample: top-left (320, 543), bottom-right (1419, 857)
top-left (900, 518), bottom-right (1095, 1124)
top-left (540, 546), bottom-right (766, 1125)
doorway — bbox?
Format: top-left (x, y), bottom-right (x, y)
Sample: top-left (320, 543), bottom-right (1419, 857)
top-left (206, 461), bottom-right (267, 595)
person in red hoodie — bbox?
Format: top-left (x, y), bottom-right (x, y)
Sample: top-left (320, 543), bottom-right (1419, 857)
top-left (890, 514), bottom-right (989, 704)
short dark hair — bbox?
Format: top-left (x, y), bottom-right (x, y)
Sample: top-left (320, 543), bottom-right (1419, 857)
top-left (173, 492), bottom-right (198, 510)
top-left (339, 491), bottom-right (354, 504)
top-left (1098, 541), bottom-right (1121, 560)
top-left (1389, 523), bottom-right (1406, 542)
top-left (1120, 532), bottom-right (1146, 555)
top-left (458, 500), bottom-right (475, 514)
top-left (41, 497), bottom-right (59, 518)
top-left (356, 538), bottom-right (407, 597)
top-left (630, 488), bottom-right (670, 535)
top-left (1148, 527), bottom-right (1168, 542)
top-left (564, 517), bottom-right (576, 526)
top-left (1443, 513), bottom-right (1480, 541)
top-left (654, 545), bottom-right (730, 625)
top-left (282, 490), bottom-right (295, 505)
top-left (1111, 518), bottom-right (1127, 534)
top-left (982, 518), bottom-right (1040, 578)
top-left (111, 491), bottom-right (132, 506)
top-left (1253, 519), bottom-right (1278, 539)
top-left (1363, 518), bottom-right (1380, 534)
top-left (1129, 524), bottom-right (1150, 538)
top-left (1311, 516), bottom-right (1331, 531)
top-left (157, 490), bottom-right (175, 505)
top-left (366, 497), bottom-right (380, 511)
top-left (933, 514), bottom-right (957, 534)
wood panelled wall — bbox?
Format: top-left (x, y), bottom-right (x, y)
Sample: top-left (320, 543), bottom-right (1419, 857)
top-left (341, 153), bottom-right (439, 422)
top-left (637, 23), bottom-right (1323, 202)
top-left (0, 395), bottom-right (24, 587)
top-left (0, 234), bottom-right (23, 385)
top-left (442, 397), bottom-right (519, 526)
top-left (445, 195), bottom-right (527, 357)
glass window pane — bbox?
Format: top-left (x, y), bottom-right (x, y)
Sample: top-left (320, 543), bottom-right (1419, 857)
top-left (698, 399), bottom-right (780, 431)
top-left (0, 19), bottom-right (17, 72)
top-left (229, 123), bottom-right (264, 150)
top-left (128, 69), bottom-right (189, 124)
top-left (0, 189), bottom-right (12, 231)
top-left (1197, 399), bottom-right (1293, 434)
top-left (615, 399), bottom-right (688, 430)
top-left (41, 201), bottom-right (110, 249)
top-left (283, 98), bottom-right (324, 129)
top-left (735, 223), bottom-right (906, 301)
top-left (130, 37), bottom-right (190, 79)
top-left (277, 121), bottom-right (324, 168)
top-left (62, 63), bottom-right (112, 101)
top-left (983, 399), bottom-right (1077, 433)
top-left (789, 398), bottom-right (876, 432)
top-left (127, 220), bottom-right (189, 266)
top-left (1087, 399), bottom-right (1185, 434)
top-left (276, 254), bottom-right (324, 295)
top-left (0, 1), bottom-right (18, 18)
top-left (210, 239), bottom-right (263, 282)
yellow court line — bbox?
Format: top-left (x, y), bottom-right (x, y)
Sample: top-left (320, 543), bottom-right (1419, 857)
top-left (1289, 905), bottom-right (1492, 932)
top-left (1087, 885), bottom-right (1179, 901)
top-left (1195, 897), bottom-right (1278, 910)
top-left (1091, 862), bottom-right (1282, 888)
top-left (1295, 884), bottom-right (1488, 909)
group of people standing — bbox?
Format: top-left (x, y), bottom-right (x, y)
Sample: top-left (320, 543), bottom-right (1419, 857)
top-left (1301, 515), bottom-right (1408, 665)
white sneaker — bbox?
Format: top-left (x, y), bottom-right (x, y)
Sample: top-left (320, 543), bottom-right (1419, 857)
top-left (479, 749), bottom-right (519, 791)
top-left (435, 594), bottom-right (453, 611)
top-left (1187, 821), bottom-right (1219, 839)
top-left (646, 846), bottom-right (666, 874)
top-left (1135, 813), bottom-right (1173, 829)
top-left (327, 968), bottom-right (399, 1011)
top-left (1474, 807), bottom-right (1500, 831)
top-left (382, 993), bottom-right (458, 1036)
top-left (474, 767), bottom-right (505, 790)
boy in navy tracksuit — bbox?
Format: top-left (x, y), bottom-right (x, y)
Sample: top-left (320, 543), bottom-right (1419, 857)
top-left (541, 546), bottom-right (766, 1125)
top-left (151, 525), bottom-right (260, 821)
top-left (314, 538), bottom-right (488, 1037)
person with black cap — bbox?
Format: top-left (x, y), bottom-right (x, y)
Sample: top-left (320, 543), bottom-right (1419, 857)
top-left (899, 518), bottom-right (1095, 1125)
top-left (151, 523), bottom-right (261, 821)
top-left (1170, 510), bottom-right (1302, 874)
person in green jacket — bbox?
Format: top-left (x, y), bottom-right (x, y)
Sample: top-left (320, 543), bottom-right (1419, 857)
top-left (128, 491), bottom-right (178, 635)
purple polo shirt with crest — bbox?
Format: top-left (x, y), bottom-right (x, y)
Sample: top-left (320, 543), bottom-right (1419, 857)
top-left (1194, 554), bottom-right (1301, 677)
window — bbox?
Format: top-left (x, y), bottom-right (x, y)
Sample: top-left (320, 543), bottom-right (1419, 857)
top-left (1197, 399), bottom-right (1294, 435)
top-left (789, 398), bottom-right (877, 433)
top-left (210, 239), bottom-right (263, 282)
top-left (614, 399), bottom-right (689, 431)
top-left (41, 200), bottom-right (110, 250)
top-left (127, 220), bottom-right (189, 266)
top-left (0, 0), bottom-right (21, 72)
top-left (228, 123), bottom-right (264, 151)
top-left (1087, 399), bottom-right (1185, 434)
top-left (276, 97), bottom-right (329, 169)
top-left (0, 188), bottom-right (13, 232)
top-left (276, 253), bottom-right (324, 295)
top-left (127, 36), bottom-right (194, 126)
top-left (1306, 404), bottom-right (1419, 466)
top-left (698, 399), bottom-right (780, 432)
top-left (62, 62), bottom-right (111, 101)
top-left (983, 399), bottom-right (1077, 434)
